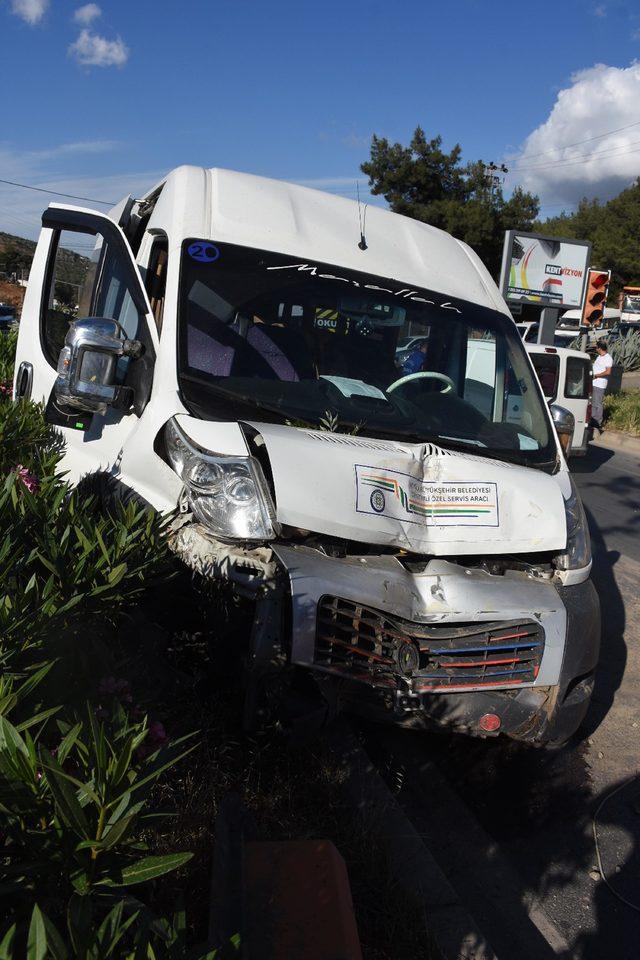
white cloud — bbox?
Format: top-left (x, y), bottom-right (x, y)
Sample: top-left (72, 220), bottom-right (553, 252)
top-left (68, 28), bottom-right (129, 67)
top-left (29, 140), bottom-right (121, 160)
top-left (506, 62), bottom-right (640, 209)
top-left (593, 4), bottom-right (606, 16)
top-left (10, 0), bottom-right (48, 25)
top-left (73, 3), bottom-right (102, 25)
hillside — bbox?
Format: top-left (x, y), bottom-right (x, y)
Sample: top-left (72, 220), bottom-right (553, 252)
top-left (0, 279), bottom-right (25, 312)
top-left (0, 231), bottom-right (90, 288)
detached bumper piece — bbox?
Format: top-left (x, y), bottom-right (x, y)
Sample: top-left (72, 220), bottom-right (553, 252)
top-left (315, 596), bottom-right (545, 694)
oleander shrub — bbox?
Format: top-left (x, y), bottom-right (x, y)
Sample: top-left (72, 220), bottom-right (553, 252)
top-left (0, 378), bottom-right (233, 957)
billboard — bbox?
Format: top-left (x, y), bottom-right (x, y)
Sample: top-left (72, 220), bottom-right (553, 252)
top-left (499, 231), bottom-right (591, 310)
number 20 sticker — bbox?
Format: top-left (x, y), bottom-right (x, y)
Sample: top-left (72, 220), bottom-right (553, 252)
top-left (188, 242), bottom-right (220, 263)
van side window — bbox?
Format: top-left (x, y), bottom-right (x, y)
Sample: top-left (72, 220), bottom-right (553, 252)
top-left (41, 229), bottom-right (92, 366)
top-left (144, 240), bottom-right (168, 334)
top-left (530, 353), bottom-right (560, 400)
top-left (565, 357), bottom-right (590, 399)
top-left (41, 228), bottom-right (142, 370)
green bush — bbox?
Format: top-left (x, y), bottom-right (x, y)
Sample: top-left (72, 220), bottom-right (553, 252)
top-left (0, 328), bottom-right (18, 385)
top-left (0, 700), bottom-right (197, 957)
top-left (604, 389), bottom-right (640, 435)
top-left (0, 380), bottom-right (227, 957)
top-left (608, 330), bottom-right (640, 372)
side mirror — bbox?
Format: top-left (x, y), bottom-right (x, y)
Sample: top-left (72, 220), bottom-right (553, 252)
top-left (550, 403), bottom-right (575, 457)
top-left (54, 318), bottom-right (143, 415)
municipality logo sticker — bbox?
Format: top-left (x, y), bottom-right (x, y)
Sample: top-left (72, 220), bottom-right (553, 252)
top-left (355, 465), bottom-right (499, 527)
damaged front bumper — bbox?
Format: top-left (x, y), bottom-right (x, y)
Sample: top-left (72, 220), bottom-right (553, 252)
top-left (273, 544), bottom-right (599, 744)
top-left (170, 523), bottom-right (600, 744)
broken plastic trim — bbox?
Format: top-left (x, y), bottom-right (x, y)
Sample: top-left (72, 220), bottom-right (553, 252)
top-left (168, 520), bottom-right (276, 595)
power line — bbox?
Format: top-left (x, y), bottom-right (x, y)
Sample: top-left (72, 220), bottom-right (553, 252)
top-left (0, 177), bottom-right (115, 206)
top-left (510, 117), bottom-right (640, 165)
top-left (514, 138), bottom-right (640, 172)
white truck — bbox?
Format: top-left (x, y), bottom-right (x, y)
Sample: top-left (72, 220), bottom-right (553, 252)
top-left (13, 166), bottom-right (600, 745)
top-left (618, 287), bottom-right (640, 326)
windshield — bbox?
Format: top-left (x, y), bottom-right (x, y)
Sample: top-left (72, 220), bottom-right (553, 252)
top-left (622, 294), bottom-right (640, 314)
top-left (178, 241), bottom-right (556, 465)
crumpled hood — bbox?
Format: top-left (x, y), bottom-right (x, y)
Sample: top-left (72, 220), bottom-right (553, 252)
top-left (249, 422), bottom-right (567, 555)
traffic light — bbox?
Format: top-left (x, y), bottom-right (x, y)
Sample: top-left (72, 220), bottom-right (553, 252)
top-left (581, 269), bottom-right (610, 327)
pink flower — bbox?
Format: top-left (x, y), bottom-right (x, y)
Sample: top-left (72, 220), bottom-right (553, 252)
top-left (98, 676), bottom-right (117, 696)
top-left (14, 465), bottom-right (39, 494)
top-left (148, 721), bottom-right (168, 746)
top-left (0, 381), bottom-right (12, 399)
top-left (98, 677), bottom-right (132, 701)
top-left (136, 720), bottom-right (169, 760)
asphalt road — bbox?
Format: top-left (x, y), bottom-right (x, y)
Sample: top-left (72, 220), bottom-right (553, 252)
top-left (573, 441), bottom-right (640, 565)
top-left (369, 440), bottom-right (640, 960)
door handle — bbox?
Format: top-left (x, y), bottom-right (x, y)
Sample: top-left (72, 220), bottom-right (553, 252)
top-left (15, 361), bottom-right (33, 400)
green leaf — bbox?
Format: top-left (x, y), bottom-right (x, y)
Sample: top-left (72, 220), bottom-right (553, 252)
top-left (57, 722), bottom-right (82, 764)
top-left (107, 562), bottom-right (128, 585)
top-left (70, 869), bottom-right (90, 895)
top-left (102, 852), bottom-right (193, 887)
top-left (39, 748), bottom-right (90, 838)
top-left (110, 733), bottom-right (135, 789)
top-left (35, 552), bottom-right (59, 577)
top-left (41, 912), bottom-right (68, 960)
top-left (16, 706), bottom-right (60, 735)
top-left (108, 735), bottom-right (198, 809)
top-left (40, 752), bottom-right (100, 805)
top-left (95, 900), bottom-right (141, 956)
top-left (10, 661), bottom-right (55, 708)
top-left (67, 894), bottom-right (92, 959)
top-left (94, 527), bottom-right (111, 566)
top-left (56, 594), bottom-right (86, 616)
top-left (26, 904), bottom-right (46, 960)
top-left (0, 924), bottom-right (16, 960)
top-left (0, 715), bottom-right (29, 758)
top-left (96, 809), bottom-right (141, 850)
top-left (86, 703), bottom-right (107, 787)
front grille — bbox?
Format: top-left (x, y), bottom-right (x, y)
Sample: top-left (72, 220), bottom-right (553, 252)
top-left (315, 596), bottom-right (544, 692)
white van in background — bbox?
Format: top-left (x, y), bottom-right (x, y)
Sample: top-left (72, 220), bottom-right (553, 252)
top-left (525, 344), bottom-right (592, 456)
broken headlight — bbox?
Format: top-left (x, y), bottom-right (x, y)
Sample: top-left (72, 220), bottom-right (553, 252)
top-left (165, 418), bottom-right (277, 541)
top-left (554, 474), bottom-right (591, 572)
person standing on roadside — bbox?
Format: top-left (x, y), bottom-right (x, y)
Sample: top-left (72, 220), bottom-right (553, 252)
top-left (591, 339), bottom-right (613, 434)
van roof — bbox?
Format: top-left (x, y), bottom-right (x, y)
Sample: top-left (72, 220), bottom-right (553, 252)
top-left (145, 165), bottom-right (509, 315)
top-left (525, 343), bottom-right (590, 360)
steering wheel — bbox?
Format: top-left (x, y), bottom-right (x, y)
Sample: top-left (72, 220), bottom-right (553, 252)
top-left (387, 371), bottom-right (455, 394)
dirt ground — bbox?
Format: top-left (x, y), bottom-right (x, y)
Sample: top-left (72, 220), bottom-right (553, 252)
top-left (0, 280), bottom-right (25, 313)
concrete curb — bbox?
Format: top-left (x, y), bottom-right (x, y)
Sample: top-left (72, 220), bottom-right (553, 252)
top-left (591, 429), bottom-right (640, 455)
top-left (325, 721), bottom-right (498, 960)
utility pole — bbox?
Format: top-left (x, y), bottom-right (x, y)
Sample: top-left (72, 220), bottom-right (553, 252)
top-left (481, 161), bottom-right (509, 199)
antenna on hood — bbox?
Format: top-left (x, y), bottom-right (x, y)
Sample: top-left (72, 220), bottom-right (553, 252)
top-left (356, 183), bottom-right (368, 250)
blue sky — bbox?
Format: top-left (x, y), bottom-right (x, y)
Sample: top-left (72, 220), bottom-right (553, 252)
top-left (2, 0), bottom-right (640, 239)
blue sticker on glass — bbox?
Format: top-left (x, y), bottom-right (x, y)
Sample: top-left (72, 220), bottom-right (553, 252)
top-left (188, 242), bottom-right (220, 263)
